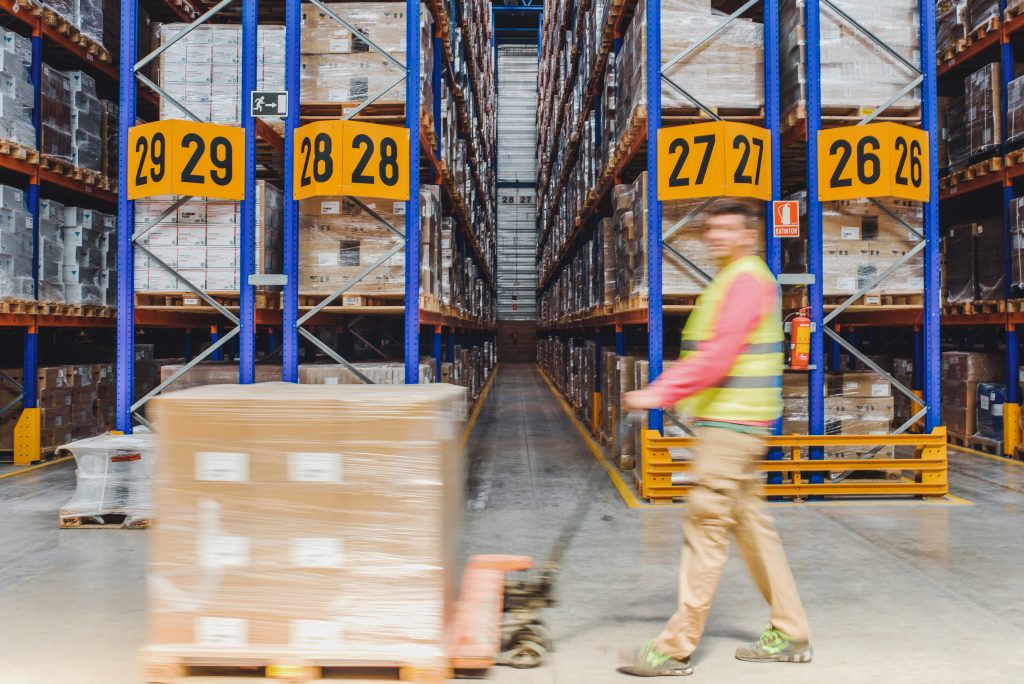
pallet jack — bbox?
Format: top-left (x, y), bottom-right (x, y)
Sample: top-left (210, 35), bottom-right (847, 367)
top-left (449, 413), bottom-right (640, 673)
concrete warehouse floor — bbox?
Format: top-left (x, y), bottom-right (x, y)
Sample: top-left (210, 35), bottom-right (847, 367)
top-left (1, 363), bottom-right (1024, 683)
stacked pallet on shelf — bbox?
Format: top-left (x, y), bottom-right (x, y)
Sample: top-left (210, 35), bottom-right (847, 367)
top-left (0, 28), bottom-right (37, 153)
top-left (941, 351), bottom-right (1003, 448)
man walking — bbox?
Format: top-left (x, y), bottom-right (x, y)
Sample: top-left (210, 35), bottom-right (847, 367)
top-left (619, 202), bottom-right (811, 677)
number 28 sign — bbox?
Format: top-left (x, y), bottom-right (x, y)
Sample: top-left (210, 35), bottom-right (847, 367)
top-left (657, 122), bottom-right (772, 201)
top-left (128, 120), bottom-right (245, 200)
top-left (818, 122), bottom-right (929, 202)
top-left (294, 120), bottom-right (409, 201)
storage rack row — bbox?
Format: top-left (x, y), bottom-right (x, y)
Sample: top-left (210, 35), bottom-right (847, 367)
top-left (2, 0), bottom-right (500, 462)
top-left (533, 0), bottom-right (945, 501)
top-left (935, 0), bottom-right (1024, 457)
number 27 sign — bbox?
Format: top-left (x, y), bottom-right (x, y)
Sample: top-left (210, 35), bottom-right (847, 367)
top-left (657, 122), bottom-right (772, 201)
top-left (294, 120), bottom-right (409, 201)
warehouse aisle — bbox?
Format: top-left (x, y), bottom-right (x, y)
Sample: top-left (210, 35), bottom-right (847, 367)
top-left (464, 365), bottom-right (1024, 683)
top-left (2, 371), bottom-right (1024, 682)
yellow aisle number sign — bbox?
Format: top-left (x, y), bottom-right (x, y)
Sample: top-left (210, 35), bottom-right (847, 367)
top-left (128, 120), bottom-right (245, 200)
top-left (818, 122), bottom-right (929, 202)
top-left (293, 120), bottom-right (410, 201)
top-left (657, 122), bottom-right (772, 201)
top-left (294, 121), bottom-right (346, 200)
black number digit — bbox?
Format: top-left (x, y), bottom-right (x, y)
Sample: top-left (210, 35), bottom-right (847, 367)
top-left (135, 136), bottom-right (149, 187)
top-left (379, 136), bottom-right (399, 186)
top-left (351, 133), bottom-right (374, 184)
top-left (668, 138), bottom-right (690, 187)
top-left (209, 136), bottom-right (232, 186)
top-left (894, 137), bottom-right (910, 186)
top-left (300, 136), bottom-right (313, 187)
top-left (150, 133), bottom-right (165, 182)
top-left (733, 135), bottom-right (753, 184)
top-left (313, 133), bottom-right (332, 182)
top-left (694, 134), bottom-right (715, 185)
top-left (857, 135), bottom-right (881, 184)
top-left (829, 139), bottom-right (853, 188)
top-left (910, 140), bottom-right (923, 187)
top-left (751, 136), bottom-right (764, 185)
top-left (181, 133), bottom-right (205, 184)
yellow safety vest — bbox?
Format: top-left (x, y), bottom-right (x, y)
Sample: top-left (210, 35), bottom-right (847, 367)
top-left (678, 255), bottom-right (784, 422)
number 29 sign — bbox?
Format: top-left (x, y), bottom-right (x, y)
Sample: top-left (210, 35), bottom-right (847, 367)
top-left (293, 120), bottom-right (409, 201)
top-left (128, 120), bottom-right (245, 200)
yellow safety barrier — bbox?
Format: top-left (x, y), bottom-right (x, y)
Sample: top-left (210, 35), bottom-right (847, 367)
top-left (639, 427), bottom-right (948, 502)
top-left (13, 408), bottom-right (41, 466)
top-left (1003, 403), bottom-right (1020, 457)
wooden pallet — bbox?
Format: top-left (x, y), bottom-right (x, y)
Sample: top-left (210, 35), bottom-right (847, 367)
top-left (135, 291), bottom-right (281, 309)
top-left (1005, 147), bottom-right (1024, 170)
top-left (1014, 444), bottom-right (1024, 461)
top-left (1010, 0), bottom-right (1024, 20)
top-left (59, 511), bottom-right (150, 529)
top-left (141, 652), bottom-right (451, 683)
top-left (969, 433), bottom-right (1003, 456)
top-left (938, 39), bottom-right (967, 64)
top-left (1006, 299), bottom-right (1024, 313)
top-left (967, 16), bottom-right (1001, 47)
top-left (0, 299), bottom-right (42, 315)
top-left (825, 293), bottom-right (924, 307)
top-left (38, 301), bottom-right (116, 318)
top-left (943, 299), bottom-right (1005, 315)
top-left (39, 155), bottom-right (112, 189)
top-left (0, 138), bottom-right (40, 164)
top-left (661, 104), bottom-right (765, 125)
top-left (782, 103), bottom-right (921, 136)
top-left (301, 100), bottom-right (410, 126)
top-left (947, 431), bottom-right (971, 448)
top-left (298, 292), bottom-right (404, 309)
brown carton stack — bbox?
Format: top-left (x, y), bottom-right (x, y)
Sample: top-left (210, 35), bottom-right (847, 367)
top-left (966, 63), bottom-right (1002, 159)
top-left (0, 367), bottom-right (75, 449)
top-left (944, 223), bottom-right (978, 304)
top-left (941, 351), bottom-right (1003, 437)
top-left (892, 358), bottom-right (918, 429)
top-left (145, 382), bottom-right (465, 665)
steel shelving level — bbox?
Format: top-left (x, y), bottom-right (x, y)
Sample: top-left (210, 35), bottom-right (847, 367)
top-left (114, 0), bottom-right (497, 433)
top-left (936, 1), bottom-right (1024, 456)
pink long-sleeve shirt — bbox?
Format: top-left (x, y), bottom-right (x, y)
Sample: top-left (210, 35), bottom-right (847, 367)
top-left (645, 271), bottom-right (777, 428)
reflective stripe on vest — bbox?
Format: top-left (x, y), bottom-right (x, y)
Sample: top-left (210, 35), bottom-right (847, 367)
top-left (680, 340), bottom-right (785, 355)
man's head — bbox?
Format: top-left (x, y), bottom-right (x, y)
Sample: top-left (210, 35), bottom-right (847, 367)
top-left (702, 201), bottom-right (758, 264)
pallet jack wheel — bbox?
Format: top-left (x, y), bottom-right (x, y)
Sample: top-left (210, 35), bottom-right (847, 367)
top-left (503, 636), bottom-right (549, 669)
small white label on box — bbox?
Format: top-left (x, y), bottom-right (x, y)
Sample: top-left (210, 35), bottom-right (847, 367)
top-left (864, 295), bottom-right (881, 305)
top-left (393, 202), bottom-right (406, 215)
top-left (840, 226), bottom-right (860, 240)
top-left (196, 617), bottom-right (248, 647)
top-left (318, 252), bottom-right (338, 267)
top-left (200, 535), bottom-right (251, 568)
top-left (183, 297), bottom-right (200, 306)
top-left (290, 620), bottom-right (343, 651)
top-left (290, 538), bottom-right (345, 568)
top-left (321, 200), bottom-right (340, 215)
top-left (287, 452), bottom-right (343, 483)
top-left (871, 384), bottom-right (888, 397)
top-left (390, 252), bottom-right (406, 267)
top-left (195, 452), bottom-right (250, 481)
top-left (994, 403), bottom-right (1004, 417)
top-left (330, 38), bottom-right (351, 52)
top-left (908, 277), bottom-right (924, 289)
top-left (837, 277), bottom-right (856, 291)
top-left (980, 396), bottom-right (990, 410)
top-left (342, 295), bottom-right (361, 306)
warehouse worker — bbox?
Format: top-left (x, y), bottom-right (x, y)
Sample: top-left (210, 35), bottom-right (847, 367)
top-left (619, 202), bottom-right (811, 677)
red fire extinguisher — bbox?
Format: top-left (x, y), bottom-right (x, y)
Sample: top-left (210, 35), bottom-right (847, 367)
top-left (788, 308), bottom-right (811, 371)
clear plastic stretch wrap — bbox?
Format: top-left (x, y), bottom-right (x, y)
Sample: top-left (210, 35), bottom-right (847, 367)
top-left (662, 199), bottom-right (766, 296)
top-left (0, 28), bottom-right (37, 150)
top-left (944, 95), bottom-right (969, 171)
top-left (299, 188), bottom-right (440, 297)
top-left (944, 222), bottom-right (977, 303)
top-left (146, 382), bottom-right (466, 661)
top-left (134, 182), bottom-right (281, 293)
top-left (40, 64), bottom-right (72, 161)
top-left (968, 0), bottom-right (1001, 31)
top-left (67, 71), bottom-right (103, 172)
top-left (59, 432), bottom-right (157, 526)
top-left (0, 184), bottom-right (34, 300)
top-left (937, 1), bottom-right (968, 55)
top-left (73, 0), bottom-right (105, 43)
top-left (1008, 75), bottom-right (1024, 145)
top-left (300, 2), bottom-right (433, 114)
top-left (974, 382), bottom-right (1005, 441)
top-left (966, 63), bottom-right (1002, 158)
top-left (780, 0), bottom-right (919, 118)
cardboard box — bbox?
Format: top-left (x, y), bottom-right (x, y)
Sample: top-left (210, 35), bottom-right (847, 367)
top-left (828, 371), bottom-right (892, 398)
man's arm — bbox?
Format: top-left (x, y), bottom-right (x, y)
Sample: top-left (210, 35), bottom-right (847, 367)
top-left (626, 274), bottom-right (773, 409)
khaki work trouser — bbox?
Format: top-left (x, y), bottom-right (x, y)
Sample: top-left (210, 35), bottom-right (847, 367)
top-left (653, 426), bottom-right (810, 659)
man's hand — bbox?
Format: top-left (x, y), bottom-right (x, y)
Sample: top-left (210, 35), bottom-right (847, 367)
top-left (623, 389), bottom-right (664, 411)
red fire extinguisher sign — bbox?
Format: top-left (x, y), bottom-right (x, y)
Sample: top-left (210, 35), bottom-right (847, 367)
top-left (772, 200), bottom-right (800, 238)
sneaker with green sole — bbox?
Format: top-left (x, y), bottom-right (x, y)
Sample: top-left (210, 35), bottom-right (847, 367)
top-left (735, 625), bottom-right (812, 663)
top-left (618, 640), bottom-right (694, 677)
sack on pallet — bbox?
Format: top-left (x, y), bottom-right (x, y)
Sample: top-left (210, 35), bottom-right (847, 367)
top-left (59, 432), bottom-right (156, 527)
top-left (974, 382), bottom-right (1006, 441)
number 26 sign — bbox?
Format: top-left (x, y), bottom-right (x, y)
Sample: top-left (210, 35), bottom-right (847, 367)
top-left (128, 120), bottom-right (245, 200)
top-left (818, 122), bottom-right (929, 202)
top-left (293, 120), bottom-right (409, 201)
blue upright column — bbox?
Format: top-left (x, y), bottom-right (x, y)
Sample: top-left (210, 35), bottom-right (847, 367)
top-left (238, 0), bottom-right (258, 384)
top-left (211, 324), bottom-right (222, 361)
top-left (806, 0), bottom-right (825, 480)
top-left (282, 0), bottom-right (301, 382)
top-left (433, 326), bottom-right (442, 382)
top-left (764, 0), bottom-right (782, 274)
top-left (405, 0), bottom-right (422, 384)
top-left (920, 0), bottom-right (941, 430)
top-left (615, 325), bottom-right (625, 355)
top-left (646, 0), bottom-right (663, 433)
top-left (116, 0), bottom-right (138, 433)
